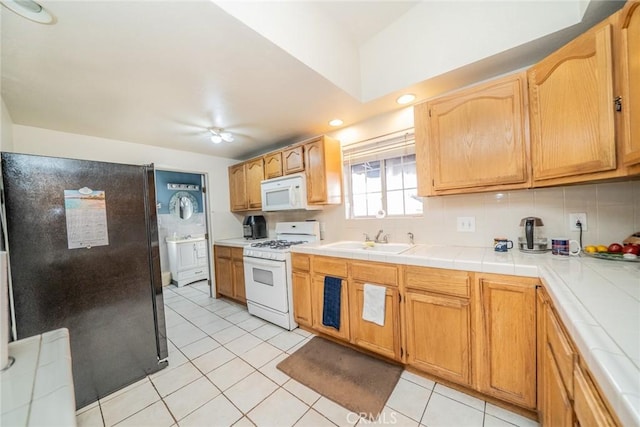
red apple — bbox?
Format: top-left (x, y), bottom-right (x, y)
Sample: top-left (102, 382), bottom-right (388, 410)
top-left (608, 243), bottom-right (624, 253)
top-left (623, 244), bottom-right (640, 256)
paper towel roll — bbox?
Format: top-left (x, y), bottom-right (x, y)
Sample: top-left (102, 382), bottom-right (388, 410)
top-left (1, 251), bottom-right (8, 370)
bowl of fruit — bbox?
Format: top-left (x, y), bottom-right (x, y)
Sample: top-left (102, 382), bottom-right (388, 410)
top-left (584, 232), bottom-right (640, 262)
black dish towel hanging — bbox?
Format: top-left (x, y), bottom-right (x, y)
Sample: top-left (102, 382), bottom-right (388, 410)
top-left (322, 276), bottom-right (342, 330)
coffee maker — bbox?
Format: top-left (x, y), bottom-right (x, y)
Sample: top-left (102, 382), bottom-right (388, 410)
top-left (243, 215), bottom-right (267, 239)
top-left (518, 217), bottom-right (548, 253)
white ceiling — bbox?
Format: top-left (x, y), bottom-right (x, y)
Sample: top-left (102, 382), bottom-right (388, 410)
top-left (0, 0), bottom-right (624, 160)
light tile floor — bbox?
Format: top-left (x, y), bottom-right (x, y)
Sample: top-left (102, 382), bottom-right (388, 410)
top-left (76, 282), bottom-right (540, 427)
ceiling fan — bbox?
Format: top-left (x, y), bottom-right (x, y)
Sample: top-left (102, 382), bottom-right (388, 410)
top-left (208, 128), bottom-right (234, 144)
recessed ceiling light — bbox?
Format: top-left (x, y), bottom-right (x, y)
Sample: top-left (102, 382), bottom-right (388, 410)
top-left (396, 94), bottom-right (416, 105)
top-left (1, 0), bottom-right (55, 24)
top-left (329, 119), bottom-right (343, 127)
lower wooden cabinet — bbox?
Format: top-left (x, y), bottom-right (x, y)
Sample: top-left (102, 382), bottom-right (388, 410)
top-left (311, 274), bottom-right (350, 341)
top-left (292, 254), bottom-right (313, 327)
top-left (214, 245), bottom-right (246, 303)
top-left (543, 343), bottom-right (574, 426)
top-left (288, 255), bottom-right (623, 422)
top-left (538, 285), bottom-right (620, 426)
top-left (405, 291), bottom-right (472, 385)
top-left (475, 274), bottom-right (537, 409)
top-left (349, 281), bottom-right (401, 361)
top-left (574, 362), bottom-right (617, 427)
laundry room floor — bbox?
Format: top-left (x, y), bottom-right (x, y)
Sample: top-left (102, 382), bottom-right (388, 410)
top-left (76, 282), bottom-right (540, 427)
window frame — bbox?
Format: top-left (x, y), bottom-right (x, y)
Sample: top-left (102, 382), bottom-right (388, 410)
top-left (342, 131), bottom-right (422, 220)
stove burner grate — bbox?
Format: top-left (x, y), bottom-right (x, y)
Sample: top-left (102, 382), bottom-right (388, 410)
top-left (250, 240), bottom-right (306, 250)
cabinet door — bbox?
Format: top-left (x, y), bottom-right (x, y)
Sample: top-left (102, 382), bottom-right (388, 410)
top-left (543, 345), bottom-right (574, 427)
top-left (232, 258), bottom-right (246, 303)
top-left (178, 243), bottom-right (198, 271)
top-left (574, 364), bottom-right (617, 427)
top-left (292, 270), bottom-right (313, 327)
top-left (264, 152), bottom-right (283, 178)
top-left (405, 292), bottom-right (471, 386)
top-left (229, 163), bottom-right (247, 211)
top-left (424, 73), bottom-right (529, 192)
top-left (214, 247), bottom-right (233, 298)
top-left (476, 276), bottom-right (537, 408)
top-left (283, 146), bottom-right (304, 174)
top-left (528, 22), bottom-right (616, 182)
top-left (246, 158), bottom-right (264, 210)
top-left (311, 275), bottom-right (350, 341)
top-left (349, 282), bottom-right (401, 361)
top-left (304, 139), bottom-right (328, 204)
top-left (619, 2), bottom-right (640, 166)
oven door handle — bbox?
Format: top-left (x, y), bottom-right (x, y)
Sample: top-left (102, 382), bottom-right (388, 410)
top-left (243, 257), bottom-right (285, 268)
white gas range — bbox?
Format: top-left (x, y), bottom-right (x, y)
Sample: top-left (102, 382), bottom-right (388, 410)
top-left (243, 221), bottom-right (320, 330)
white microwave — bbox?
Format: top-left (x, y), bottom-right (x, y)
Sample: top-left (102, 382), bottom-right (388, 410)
top-left (261, 173), bottom-right (321, 211)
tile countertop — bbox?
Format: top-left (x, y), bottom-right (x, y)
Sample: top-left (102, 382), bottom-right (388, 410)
top-left (213, 237), bottom-right (269, 248)
top-left (1, 328), bottom-right (76, 426)
top-left (292, 243), bottom-right (640, 426)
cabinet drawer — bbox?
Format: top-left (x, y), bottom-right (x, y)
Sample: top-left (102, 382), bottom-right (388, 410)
top-left (404, 266), bottom-right (470, 298)
top-left (546, 305), bottom-right (576, 397)
top-left (214, 245), bottom-right (232, 259)
top-left (313, 256), bottom-right (348, 278)
top-left (292, 253), bottom-right (311, 272)
top-left (351, 261), bottom-right (398, 286)
top-left (574, 364), bottom-right (617, 427)
top-left (177, 267), bottom-right (208, 281)
top-left (231, 247), bottom-right (244, 260)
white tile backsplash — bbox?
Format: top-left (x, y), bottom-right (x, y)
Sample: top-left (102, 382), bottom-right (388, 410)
top-left (256, 181), bottom-right (639, 248)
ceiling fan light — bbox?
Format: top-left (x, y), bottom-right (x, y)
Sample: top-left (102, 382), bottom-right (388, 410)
top-left (220, 132), bottom-right (234, 142)
top-left (210, 134), bottom-right (223, 144)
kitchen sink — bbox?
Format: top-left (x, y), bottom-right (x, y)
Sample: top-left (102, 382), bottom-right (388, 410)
top-left (321, 241), bottom-right (413, 254)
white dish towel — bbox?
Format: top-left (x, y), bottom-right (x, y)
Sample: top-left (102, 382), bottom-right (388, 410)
top-left (362, 283), bottom-right (386, 326)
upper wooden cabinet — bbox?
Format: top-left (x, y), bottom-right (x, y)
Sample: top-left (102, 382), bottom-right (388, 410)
top-left (228, 163), bottom-right (247, 212)
top-left (228, 135), bottom-right (342, 211)
top-left (415, 72), bottom-right (530, 195)
top-left (528, 21), bottom-right (617, 184)
top-left (245, 158), bottom-right (264, 210)
top-left (264, 152), bottom-right (283, 179)
top-left (617, 1), bottom-right (640, 167)
top-left (304, 136), bottom-right (342, 205)
top-left (283, 146), bottom-right (304, 174)
top-left (229, 158), bottom-right (264, 212)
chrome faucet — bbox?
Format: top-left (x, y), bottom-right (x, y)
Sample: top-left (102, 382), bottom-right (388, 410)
top-left (374, 230), bottom-right (388, 243)
top-left (363, 233), bottom-right (371, 242)
top-left (408, 232), bottom-right (414, 244)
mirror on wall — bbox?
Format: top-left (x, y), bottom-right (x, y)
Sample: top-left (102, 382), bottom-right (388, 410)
top-left (169, 191), bottom-right (198, 220)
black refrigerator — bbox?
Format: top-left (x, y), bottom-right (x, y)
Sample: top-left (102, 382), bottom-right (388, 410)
top-left (1, 152), bottom-right (168, 409)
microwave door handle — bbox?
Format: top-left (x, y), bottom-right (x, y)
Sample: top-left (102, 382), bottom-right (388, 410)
top-left (290, 186), bottom-right (296, 206)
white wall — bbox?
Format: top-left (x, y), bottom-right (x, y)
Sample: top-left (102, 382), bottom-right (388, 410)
top-left (10, 125), bottom-right (243, 241)
top-left (1, 99), bottom-right (14, 152)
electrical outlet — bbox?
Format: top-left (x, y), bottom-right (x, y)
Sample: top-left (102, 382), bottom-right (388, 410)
top-left (569, 213), bottom-right (588, 231)
top-left (457, 216), bottom-right (476, 232)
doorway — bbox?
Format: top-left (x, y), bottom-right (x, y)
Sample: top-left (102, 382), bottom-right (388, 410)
top-left (154, 169), bottom-right (212, 295)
